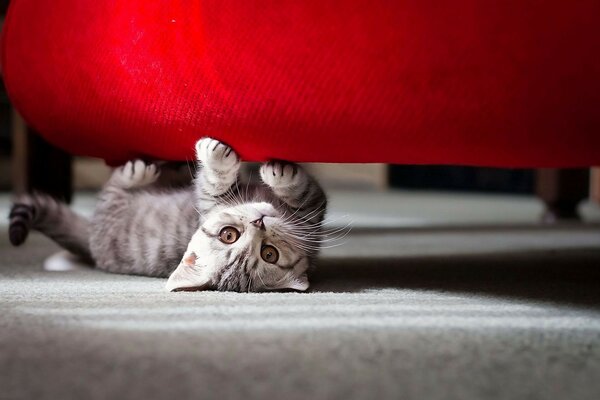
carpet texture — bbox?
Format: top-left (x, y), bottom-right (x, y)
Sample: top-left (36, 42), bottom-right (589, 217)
top-left (1, 193), bottom-right (600, 400)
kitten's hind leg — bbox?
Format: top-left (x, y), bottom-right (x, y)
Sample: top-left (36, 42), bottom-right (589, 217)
top-left (108, 160), bottom-right (160, 189)
top-left (260, 161), bottom-right (327, 222)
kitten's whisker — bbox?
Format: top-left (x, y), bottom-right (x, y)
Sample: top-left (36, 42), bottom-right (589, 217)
top-left (314, 242), bottom-right (348, 250)
top-left (185, 157), bottom-right (195, 180)
top-left (282, 237), bottom-right (324, 251)
top-left (236, 179), bottom-right (245, 202)
top-left (286, 214), bottom-right (351, 230)
top-left (282, 222), bottom-right (349, 237)
top-left (247, 273), bottom-right (253, 293)
top-left (302, 231), bottom-right (352, 244)
top-left (223, 191), bottom-right (238, 207)
top-left (301, 223), bottom-right (353, 239)
top-left (288, 200), bottom-right (327, 224)
top-left (279, 196), bottom-right (320, 224)
top-left (273, 270), bottom-right (293, 286)
top-left (285, 225), bottom-right (351, 248)
top-left (219, 187), bottom-right (243, 209)
top-left (224, 187), bottom-right (238, 206)
top-left (256, 269), bottom-right (269, 289)
top-left (245, 171), bottom-right (252, 201)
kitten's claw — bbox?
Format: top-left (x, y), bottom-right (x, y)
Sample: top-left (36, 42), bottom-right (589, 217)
top-left (195, 138), bottom-right (240, 173)
top-left (260, 161), bottom-right (304, 189)
top-left (113, 160), bottom-right (160, 189)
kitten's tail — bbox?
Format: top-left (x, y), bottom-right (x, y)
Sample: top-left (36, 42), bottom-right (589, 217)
top-left (9, 193), bottom-right (93, 263)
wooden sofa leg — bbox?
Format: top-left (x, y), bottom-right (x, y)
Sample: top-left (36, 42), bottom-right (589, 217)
top-left (535, 168), bottom-right (589, 223)
top-left (27, 128), bottom-right (73, 202)
top-left (13, 124), bottom-right (73, 202)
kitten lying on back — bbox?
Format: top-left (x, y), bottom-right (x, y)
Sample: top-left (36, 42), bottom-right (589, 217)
top-left (9, 138), bottom-right (327, 292)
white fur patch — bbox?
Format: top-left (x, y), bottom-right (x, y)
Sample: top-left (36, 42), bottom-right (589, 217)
top-left (43, 250), bottom-right (91, 272)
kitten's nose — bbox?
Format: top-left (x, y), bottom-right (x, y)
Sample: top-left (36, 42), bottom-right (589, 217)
top-left (250, 217), bottom-right (265, 230)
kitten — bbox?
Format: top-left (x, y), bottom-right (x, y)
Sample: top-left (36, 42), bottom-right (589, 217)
top-left (8, 138), bottom-right (327, 292)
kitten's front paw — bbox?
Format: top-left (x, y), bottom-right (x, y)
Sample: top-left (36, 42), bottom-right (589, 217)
top-left (113, 160), bottom-right (160, 189)
top-left (260, 161), bottom-right (305, 189)
top-left (195, 137), bottom-right (240, 173)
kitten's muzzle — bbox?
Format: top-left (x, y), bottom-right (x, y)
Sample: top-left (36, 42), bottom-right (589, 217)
top-left (250, 217), bottom-right (266, 230)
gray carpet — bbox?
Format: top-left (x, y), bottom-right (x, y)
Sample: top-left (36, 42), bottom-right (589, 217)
top-left (2, 192), bottom-right (600, 400)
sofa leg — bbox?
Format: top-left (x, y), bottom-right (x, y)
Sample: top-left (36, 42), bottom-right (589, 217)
top-left (535, 168), bottom-right (589, 223)
top-left (13, 123), bottom-right (73, 202)
top-left (28, 128), bottom-right (73, 202)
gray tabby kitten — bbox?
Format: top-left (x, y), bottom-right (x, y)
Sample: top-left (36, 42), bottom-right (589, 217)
top-left (9, 138), bottom-right (327, 292)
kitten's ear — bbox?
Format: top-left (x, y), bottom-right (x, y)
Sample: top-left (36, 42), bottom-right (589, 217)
top-left (165, 264), bottom-right (211, 292)
top-left (165, 252), bottom-right (211, 292)
top-left (283, 273), bottom-right (309, 292)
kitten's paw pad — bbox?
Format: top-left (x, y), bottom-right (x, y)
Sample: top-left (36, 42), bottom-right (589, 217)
top-left (115, 160), bottom-right (160, 188)
top-left (260, 161), bottom-right (304, 188)
top-left (195, 137), bottom-right (240, 172)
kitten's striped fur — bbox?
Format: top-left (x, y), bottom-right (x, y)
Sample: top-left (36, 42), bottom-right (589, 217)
top-left (9, 138), bottom-right (328, 292)
top-left (9, 195), bottom-right (93, 263)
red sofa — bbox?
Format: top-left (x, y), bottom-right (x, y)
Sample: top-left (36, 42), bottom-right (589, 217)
top-left (2, 0), bottom-right (599, 167)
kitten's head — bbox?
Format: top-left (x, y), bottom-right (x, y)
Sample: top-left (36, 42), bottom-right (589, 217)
top-left (166, 202), bottom-right (316, 292)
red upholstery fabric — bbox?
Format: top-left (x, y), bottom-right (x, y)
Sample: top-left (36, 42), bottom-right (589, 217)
top-left (2, 0), bottom-right (599, 166)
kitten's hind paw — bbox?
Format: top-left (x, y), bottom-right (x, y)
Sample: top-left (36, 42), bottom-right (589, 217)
top-left (260, 161), bottom-right (305, 190)
top-left (112, 160), bottom-right (160, 189)
top-left (195, 137), bottom-right (240, 173)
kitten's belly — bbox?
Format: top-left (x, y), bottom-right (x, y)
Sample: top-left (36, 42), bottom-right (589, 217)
top-left (90, 189), bottom-right (198, 278)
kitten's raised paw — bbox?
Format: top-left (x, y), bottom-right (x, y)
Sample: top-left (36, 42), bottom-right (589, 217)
top-left (260, 161), bottom-right (304, 189)
top-left (195, 137), bottom-right (240, 173)
top-left (113, 160), bottom-right (160, 189)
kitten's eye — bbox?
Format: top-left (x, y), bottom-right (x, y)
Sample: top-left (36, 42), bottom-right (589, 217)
top-left (219, 227), bottom-right (240, 244)
top-left (261, 245), bottom-right (279, 264)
